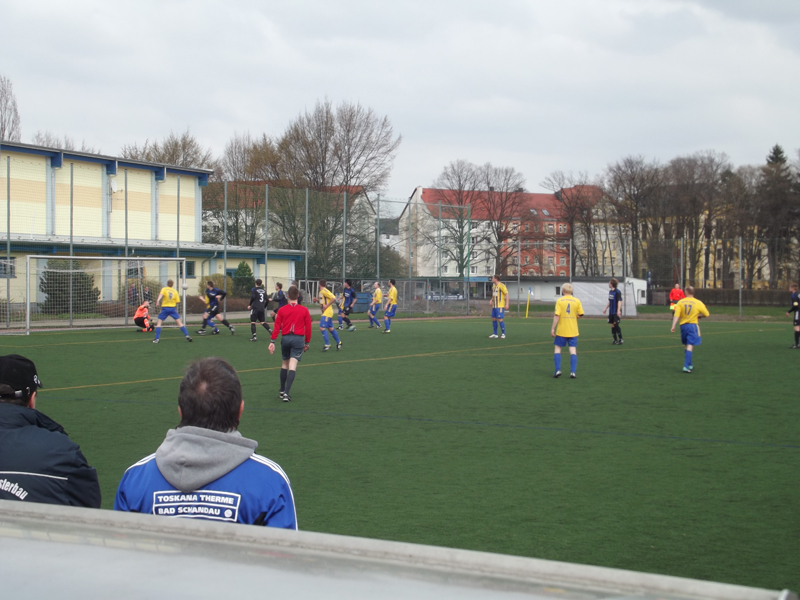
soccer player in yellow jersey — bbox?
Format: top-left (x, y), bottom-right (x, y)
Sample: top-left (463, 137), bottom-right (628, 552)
top-left (383, 279), bottom-right (398, 333)
top-left (315, 279), bottom-right (342, 351)
top-left (368, 282), bottom-right (383, 329)
top-left (550, 283), bottom-right (583, 378)
top-left (670, 286), bottom-right (710, 373)
top-left (153, 279), bottom-right (192, 343)
top-left (489, 275), bottom-right (509, 339)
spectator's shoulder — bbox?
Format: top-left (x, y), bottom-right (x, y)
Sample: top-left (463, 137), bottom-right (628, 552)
top-left (247, 454), bottom-right (292, 486)
top-left (123, 453), bottom-right (157, 474)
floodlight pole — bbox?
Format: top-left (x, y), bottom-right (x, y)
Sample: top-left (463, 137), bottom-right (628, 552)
top-left (124, 169), bottom-right (129, 326)
top-left (304, 188), bottom-right (309, 284)
top-left (466, 204), bottom-right (471, 316)
top-left (264, 185), bottom-right (269, 287)
top-left (376, 194), bottom-right (381, 280)
top-left (223, 181), bottom-right (228, 319)
top-left (680, 236), bottom-right (684, 289)
top-left (408, 197), bottom-right (412, 280)
top-left (342, 191), bottom-right (347, 282)
top-left (6, 156), bottom-right (10, 329)
top-left (517, 220), bottom-right (521, 317)
top-left (738, 236), bottom-right (742, 320)
top-left (69, 163), bottom-right (74, 328)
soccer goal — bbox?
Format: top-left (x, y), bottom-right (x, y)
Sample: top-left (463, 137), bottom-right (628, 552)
top-left (571, 280), bottom-right (638, 317)
top-left (24, 256), bottom-right (187, 334)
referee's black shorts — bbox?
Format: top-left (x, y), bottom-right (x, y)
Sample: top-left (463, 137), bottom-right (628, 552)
top-left (608, 314), bottom-right (620, 325)
top-left (281, 334), bottom-right (306, 361)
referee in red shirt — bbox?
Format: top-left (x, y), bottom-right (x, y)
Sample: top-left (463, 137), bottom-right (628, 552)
top-left (269, 286), bottom-right (312, 402)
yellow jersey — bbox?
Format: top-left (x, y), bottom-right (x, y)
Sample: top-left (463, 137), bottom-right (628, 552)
top-left (554, 294), bottom-right (584, 338)
top-left (159, 287), bottom-right (180, 308)
top-left (372, 288), bottom-right (383, 305)
top-left (387, 286), bottom-right (397, 306)
top-left (491, 282), bottom-right (508, 308)
top-left (319, 287), bottom-right (336, 318)
top-left (675, 297), bottom-right (709, 325)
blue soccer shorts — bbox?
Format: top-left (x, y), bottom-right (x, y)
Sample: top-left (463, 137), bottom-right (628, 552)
top-left (320, 316), bottom-right (334, 329)
top-left (158, 307), bottom-right (181, 321)
top-left (491, 308), bottom-right (505, 319)
top-left (384, 305), bottom-right (397, 318)
top-left (554, 336), bottom-right (577, 348)
top-left (680, 324), bottom-right (701, 346)
top-left (369, 305), bottom-right (379, 316)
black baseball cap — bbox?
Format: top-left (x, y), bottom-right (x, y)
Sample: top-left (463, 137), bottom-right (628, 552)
top-left (0, 354), bottom-right (43, 399)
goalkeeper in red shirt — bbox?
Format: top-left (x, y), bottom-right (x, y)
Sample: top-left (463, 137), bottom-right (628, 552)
top-left (669, 283), bottom-right (685, 312)
top-left (133, 300), bottom-right (154, 332)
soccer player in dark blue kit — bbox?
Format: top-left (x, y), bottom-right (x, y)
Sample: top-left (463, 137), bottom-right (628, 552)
top-left (787, 282), bottom-right (800, 349)
top-left (338, 279), bottom-right (358, 332)
top-left (197, 281), bottom-right (235, 336)
top-left (248, 279), bottom-right (271, 342)
top-left (602, 278), bottom-right (623, 345)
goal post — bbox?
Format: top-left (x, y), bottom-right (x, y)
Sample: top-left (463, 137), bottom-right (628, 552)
top-left (24, 256), bottom-right (187, 335)
top-left (570, 280), bottom-right (638, 317)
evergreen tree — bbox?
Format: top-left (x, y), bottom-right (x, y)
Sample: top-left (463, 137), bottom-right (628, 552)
top-left (232, 261), bottom-right (255, 297)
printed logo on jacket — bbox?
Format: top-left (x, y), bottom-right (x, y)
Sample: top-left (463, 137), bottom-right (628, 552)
top-left (152, 490), bottom-right (241, 522)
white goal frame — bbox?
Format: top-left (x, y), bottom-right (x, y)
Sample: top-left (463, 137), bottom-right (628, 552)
top-left (25, 255), bottom-right (187, 335)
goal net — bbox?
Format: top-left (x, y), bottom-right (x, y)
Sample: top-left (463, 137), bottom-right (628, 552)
top-left (571, 281), bottom-right (638, 317)
top-left (24, 256), bottom-right (187, 334)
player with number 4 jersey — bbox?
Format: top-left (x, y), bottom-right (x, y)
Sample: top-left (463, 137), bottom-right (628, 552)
top-left (551, 283), bottom-right (583, 378)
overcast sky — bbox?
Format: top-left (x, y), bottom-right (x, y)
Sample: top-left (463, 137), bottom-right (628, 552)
top-left (1, 0), bottom-right (798, 205)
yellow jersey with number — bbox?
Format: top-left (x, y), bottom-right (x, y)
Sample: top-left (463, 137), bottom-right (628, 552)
top-left (159, 287), bottom-right (180, 308)
top-left (319, 287), bottom-right (336, 318)
top-left (675, 297), bottom-right (709, 325)
top-left (387, 286), bottom-right (397, 306)
top-left (554, 295), bottom-right (583, 337)
top-left (491, 283), bottom-right (508, 308)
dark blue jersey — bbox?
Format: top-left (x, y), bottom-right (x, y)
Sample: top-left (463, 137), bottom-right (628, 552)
top-left (343, 287), bottom-right (357, 307)
top-left (205, 287), bottom-right (225, 309)
top-left (790, 291), bottom-right (800, 313)
top-left (274, 290), bottom-right (288, 308)
top-left (608, 289), bottom-right (622, 315)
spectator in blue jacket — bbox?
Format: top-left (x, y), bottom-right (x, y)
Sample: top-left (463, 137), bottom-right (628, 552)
top-left (0, 354), bottom-right (101, 508)
top-left (114, 357), bottom-right (297, 528)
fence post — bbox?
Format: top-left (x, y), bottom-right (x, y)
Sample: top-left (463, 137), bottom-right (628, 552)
top-left (223, 181), bottom-right (228, 319)
top-left (738, 236), bottom-right (742, 320)
top-left (466, 204), bottom-right (471, 316)
top-left (124, 169), bottom-right (129, 326)
top-left (517, 223), bottom-right (521, 317)
top-left (569, 238), bottom-right (573, 283)
top-left (342, 190), bottom-right (346, 282)
top-left (304, 188), bottom-right (309, 284)
top-left (265, 184), bottom-right (269, 287)
top-left (680, 236), bottom-right (684, 288)
top-left (69, 163), bottom-right (73, 328)
top-left (408, 198), bottom-right (412, 280)
top-left (376, 194), bottom-right (380, 280)
top-left (6, 156), bottom-right (10, 329)
top-left (176, 176), bottom-right (180, 259)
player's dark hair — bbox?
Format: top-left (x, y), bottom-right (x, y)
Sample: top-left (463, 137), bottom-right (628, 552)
top-left (255, 279), bottom-right (262, 286)
top-left (0, 384), bottom-right (32, 407)
top-left (791, 283), bottom-right (799, 290)
top-left (319, 279), bottom-right (327, 288)
top-left (287, 286), bottom-right (300, 300)
top-left (167, 279), bottom-right (174, 287)
top-left (207, 280), bottom-right (215, 287)
top-left (345, 279), bottom-right (352, 288)
top-left (178, 357), bottom-right (242, 432)
top-left (389, 279), bottom-right (396, 286)
top-left (492, 274), bottom-right (500, 281)
top-left (276, 282), bottom-right (283, 290)
top-left (610, 278), bottom-right (618, 288)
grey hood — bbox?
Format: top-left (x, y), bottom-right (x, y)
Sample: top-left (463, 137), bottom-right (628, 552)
top-left (155, 426), bottom-right (258, 493)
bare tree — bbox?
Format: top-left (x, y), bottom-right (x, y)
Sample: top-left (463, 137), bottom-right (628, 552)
top-left (120, 128), bottom-right (214, 169)
top-left (0, 74), bottom-right (21, 142)
top-left (31, 130), bottom-right (99, 154)
top-left (478, 164), bottom-right (526, 274)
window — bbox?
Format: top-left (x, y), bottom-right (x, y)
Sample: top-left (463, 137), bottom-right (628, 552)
top-left (472, 250), bottom-right (478, 259)
top-left (547, 224), bottom-right (554, 234)
top-left (524, 255), bottom-right (529, 265)
top-left (179, 261), bottom-right (196, 278)
top-left (559, 270), bottom-right (566, 277)
top-left (548, 257), bottom-right (554, 265)
top-left (558, 224), bottom-right (566, 234)
top-left (555, 286), bottom-right (561, 295)
top-left (524, 223), bottom-right (529, 232)
top-left (442, 265), bottom-right (449, 274)
top-left (560, 244), bottom-right (567, 250)
top-left (534, 257), bottom-right (539, 266)
top-left (0, 257), bottom-right (15, 278)
top-left (527, 270), bottom-right (534, 276)
top-left (757, 268), bottom-right (762, 279)
top-left (559, 257), bottom-right (566, 266)
top-left (542, 209), bottom-right (550, 216)
top-left (716, 268), bottom-right (721, 280)
top-left (410, 252), bottom-right (414, 258)
top-left (485, 265), bottom-right (492, 274)
top-left (611, 241), bottom-right (616, 250)
top-left (530, 209), bottom-right (538, 216)
top-left (511, 223), bottom-right (519, 233)
top-left (534, 224), bottom-right (539, 232)
top-left (512, 256), bottom-right (518, 265)
top-left (470, 265), bottom-right (477, 274)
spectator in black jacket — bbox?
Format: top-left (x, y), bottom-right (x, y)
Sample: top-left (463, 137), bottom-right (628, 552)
top-left (0, 354), bottom-right (101, 508)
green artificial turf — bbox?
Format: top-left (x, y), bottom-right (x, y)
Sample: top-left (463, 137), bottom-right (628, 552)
top-left (4, 316), bottom-right (798, 592)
